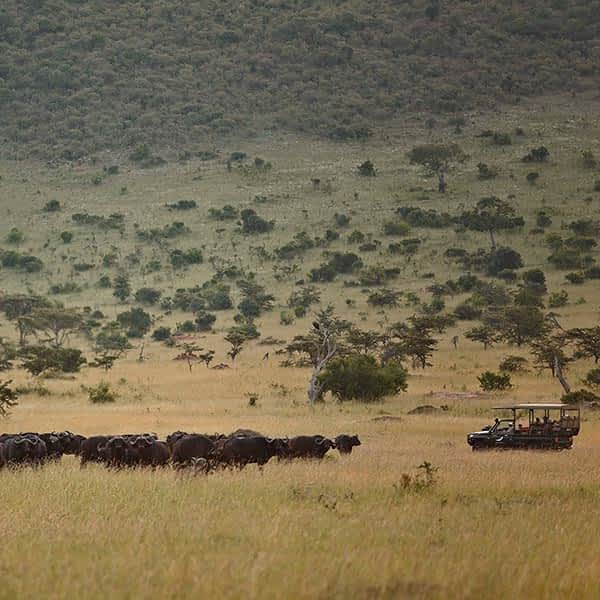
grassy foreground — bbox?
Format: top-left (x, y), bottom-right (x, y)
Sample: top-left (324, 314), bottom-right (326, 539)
top-left (1, 360), bottom-right (600, 599)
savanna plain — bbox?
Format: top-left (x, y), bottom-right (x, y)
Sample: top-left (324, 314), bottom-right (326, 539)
top-left (2, 97), bottom-right (600, 599)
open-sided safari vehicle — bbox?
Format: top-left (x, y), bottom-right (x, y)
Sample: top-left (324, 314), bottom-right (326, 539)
top-left (467, 404), bottom-right (580, 451)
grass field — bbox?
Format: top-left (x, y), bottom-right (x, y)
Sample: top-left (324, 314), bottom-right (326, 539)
top-left (1, 95), bottom-right (600, 598)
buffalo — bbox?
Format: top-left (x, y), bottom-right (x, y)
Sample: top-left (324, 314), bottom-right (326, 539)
top-left (228, 428), bottom-right (263, 438)
top-left (286, 435), bottom-right (335, 460)
top-left (3, 435), bottom-right (47, 466)
top-left (131, 437), bottom-right (170, 467)
top-left (216, 436), bottom-right (288, 467)
top-left (334, 434), bottom-right (361, 455)
top-left (171, 435), bottom-right (215, 467)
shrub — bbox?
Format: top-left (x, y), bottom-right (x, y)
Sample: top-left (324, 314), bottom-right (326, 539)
top-left (536, 211), bottom-right (552, 228)
top-left (584, 266), bottom-right (600, 279)
top-left (499, 356), bottom-right (529, 373)
top-left (477, 371), bottom-right (512, 391)
top-left (383, 220), bottom-right (411, 236)
top-left (98, 275), bottom-right (112, 288)
top-left (166, 200), bottom-right (197, 210)
top-left (522, 146), bottom-right (549, 163)
top-left (60, 231), bottom-right (73, 244)
top-left (396, 206), bottom-right (453, 228)
top-left (319, 354), bottom-right (407, 402)
top-left (334, 213), bottom-right (351, 227)
top-left (594, 180), bottom-right (600, 192)
top-left (582, 150), bottom-right (597, 169)
top-left (367, 289), bottom-right (402, 307)
top-left (348, 230), bottom-right (365, 244)
top-left (135, 288), bottom-right (162, 305)
top-left (208, 205), bottom-right (238, 220)
top-left (562, 389), bottom-right (599, 405)
top-left (280, 311), bottom-right (294, 326)
top-left (240, 209), bottom-right (274, 234)
top-left (152, 326), bottom-right (172, 342)
top-left (565, 272), bottom-right (585, 285)
top-left (116, 308), bottom-right (152, 338)
top-left (357, 160), bottom-right (376, 177)
top-left (492, 132), bottom-right (512, 145)
top-left (20, 346), bottom-right (86, 376)
top-left (548, 290), bottom-right (568, 308)
top-left (49, 282), bottom-right (81, 295)
top-left (6, 228), bottom-right (24, 244)
top-left (486, 247), bottom-right (523, 276)
top-left (548, 248), bottom-right (585, 270)
top-left (453, 302), bottom-right (482, 320)
top-left (176, 320), bottom-right (197, 333)
top-left (195, 311), bottom-right (216, 332)
top-left (170, 248), bottom-right (203, 269)
top-left (477, 163), bottom-right (498, 180)
top-left (74, 262), bottom-right (94, 272)
top-left (526, 172), bottom-right (540, 185)
top-left (584, 368), bottom-right (600, 390)
top-left (88, 381), bottom-right (117, 404)
top-left (44, 200), bottom-right (61, 212)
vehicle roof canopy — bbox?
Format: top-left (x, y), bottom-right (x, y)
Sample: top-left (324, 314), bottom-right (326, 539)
top-left (493, 403), bottom-right (576, 410)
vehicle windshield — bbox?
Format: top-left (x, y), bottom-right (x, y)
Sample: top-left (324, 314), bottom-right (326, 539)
top-left (491, 419), bottom-right (514, 433)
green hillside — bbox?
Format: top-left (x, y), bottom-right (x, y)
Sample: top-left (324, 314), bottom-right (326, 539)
top-left (1, 0), bottom-right (599, 158)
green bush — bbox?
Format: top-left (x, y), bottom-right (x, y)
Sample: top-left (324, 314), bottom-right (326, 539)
top-left (116, 308), bottom-right (152, 338)
top-left (60, 231), bottom-right (73, 244)
top-left (383, 220), bottom-right (411, 236)
top-left (477, 371), bottom-right (512, 391)
top-left (152, 326), bottom-right (172, 342)
top-left (499, 356), bottom-right (529, 373)
top-left (240, 209), bottom-right (274, 234)
top-left (562, 389), bottom-right (599, 405)
top-left (135, 288), bottom-right (162, 305)
top-left (88, 381), bottom-right (118, 404)
top-left (320, 354), bottom-right (407, 402)
top-left (44, 200), bottom-right (61, 212)
top-left (20, 346), bottom-right (87, 376)
top-left (548, 290), bottom-right (568, 308)
top-left (6, 228), bottom-right (24, 244)
top-left (195, 311), bottom-right (216, 332)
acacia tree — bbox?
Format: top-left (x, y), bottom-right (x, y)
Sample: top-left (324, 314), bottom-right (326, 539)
top-left (407, 143), bottom-right (466, 193)
top-left (567, 327), bottom-right (600, 363)
top-left (465, 325), bottom-right (501, 350)
top-left (382, 320), bottom-right (438, 369)
top-left (0, 294), bottom-right (51, 345)
top-left (458, 197), bottom-right (524, 250)
top-left (176, 342), bottom-right (203, 372)
top-left (28, 306), bottom-right (84, 348)
top-left (224, 331), bottom-right (247, 362)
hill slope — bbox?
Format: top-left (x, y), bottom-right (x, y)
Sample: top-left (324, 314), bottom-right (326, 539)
top-left (0, 0), bottom-right (599, 158)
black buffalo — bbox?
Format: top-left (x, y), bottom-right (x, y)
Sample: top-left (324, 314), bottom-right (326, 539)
top-left (131, 437), bottom-right (170, 467)
top-left (3, 435), bottom-right (47, 466)
top-left (286, 435), bottom-right (335, 459)
top-left (216, 436), bottom-right (288, 467)
top-left (171, 435), bottom-right (215, 467)
top-left (229, 428), bottom-right (263, 438)
top-left (334, 434), bottom-right (361, 454)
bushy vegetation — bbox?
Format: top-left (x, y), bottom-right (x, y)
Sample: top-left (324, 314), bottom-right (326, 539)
top-left (319, 355), bottom-right (407, 402)
top-left (1, 1), bottom-right (598, 158)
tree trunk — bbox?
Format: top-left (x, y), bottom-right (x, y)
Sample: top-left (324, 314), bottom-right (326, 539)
top-left (554, 354), bottom-right (571, 394)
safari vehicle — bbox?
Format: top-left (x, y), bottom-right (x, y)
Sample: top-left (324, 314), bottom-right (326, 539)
top-left (467, 404), bottom-right (580, 451)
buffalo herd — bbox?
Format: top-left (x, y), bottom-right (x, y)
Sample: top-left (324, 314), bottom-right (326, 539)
top-left (0, 429), bottom-right (362, 471)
